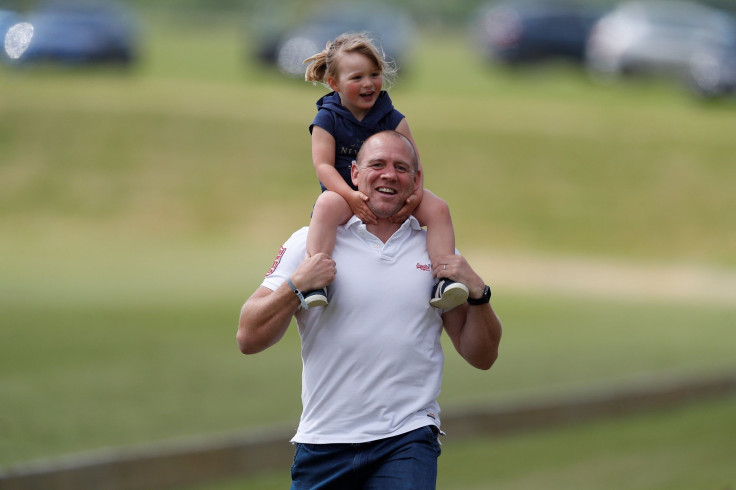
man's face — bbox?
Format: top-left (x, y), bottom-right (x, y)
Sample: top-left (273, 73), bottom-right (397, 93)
top-left (351, 133), bottom-right (420, 219)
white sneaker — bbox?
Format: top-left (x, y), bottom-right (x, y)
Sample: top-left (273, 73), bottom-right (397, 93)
top-left (304, 288), bottom-right (328, 308)
top-left (429, 280), bottom-right (469, 309)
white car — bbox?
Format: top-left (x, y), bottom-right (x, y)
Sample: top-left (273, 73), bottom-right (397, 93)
top-left (586, 0), bottom-right (736, 96)
top-left (1, 9), bottom-right (20, 60)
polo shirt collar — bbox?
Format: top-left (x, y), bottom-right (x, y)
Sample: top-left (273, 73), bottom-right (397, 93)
top-left (346, 215), bottom-right (421, 232)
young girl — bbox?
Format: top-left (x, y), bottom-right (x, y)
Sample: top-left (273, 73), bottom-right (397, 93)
top-left (302, 32), bottom-right (468, 309)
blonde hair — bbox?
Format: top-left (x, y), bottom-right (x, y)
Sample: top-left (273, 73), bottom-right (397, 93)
top-left (304, 32), bottom-right (397, 89)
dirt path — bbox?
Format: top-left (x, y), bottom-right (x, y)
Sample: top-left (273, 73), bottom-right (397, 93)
top-left (466, 250), bottom-right (736, 306)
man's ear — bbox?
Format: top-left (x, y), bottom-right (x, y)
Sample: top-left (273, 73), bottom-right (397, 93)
top-left (351, 160), bottom-right (359, 187)
top-left (413, 168), bottom-right (422, 189)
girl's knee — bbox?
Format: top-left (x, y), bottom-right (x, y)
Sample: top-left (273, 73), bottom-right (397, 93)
top-left (313, 191), bottom-right (351, 222)
top-left (316, 190), bottom-right (342, 205)
top-left (421, 192), bottom-right (450, 219)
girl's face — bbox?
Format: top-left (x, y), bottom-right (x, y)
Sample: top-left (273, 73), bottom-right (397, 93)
top-left (327, 51), bottom-right (382, 121)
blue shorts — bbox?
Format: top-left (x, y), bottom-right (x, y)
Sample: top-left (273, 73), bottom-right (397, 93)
top-left (290, 425), bottom-right (442, 489)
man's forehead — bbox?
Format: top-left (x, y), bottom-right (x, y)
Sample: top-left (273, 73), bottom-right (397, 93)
top-left (367, 134), bottom-right (407, 148)
top-left (363, 138), bottom-right (412, 160)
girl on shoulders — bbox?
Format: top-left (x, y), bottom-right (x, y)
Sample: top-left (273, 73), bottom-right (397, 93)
top-left (302, 32), bottom-right (468, 310)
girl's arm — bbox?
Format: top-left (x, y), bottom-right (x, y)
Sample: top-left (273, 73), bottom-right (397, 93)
top-left (312, 126), bottom-right (377, 224)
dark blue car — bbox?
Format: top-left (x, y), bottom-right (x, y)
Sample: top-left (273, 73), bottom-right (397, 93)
top-left (474, 0), bottom-right (602, 65)
top-left (251, 2), bottom-right (415, 77)
top-left (12, 1), bottom-right (138, 65)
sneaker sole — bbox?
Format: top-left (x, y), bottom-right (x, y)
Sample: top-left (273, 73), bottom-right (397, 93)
top-left (429, 283), bottom-right (469, 309)
top-left (305, 296), bottom-right (328, 308)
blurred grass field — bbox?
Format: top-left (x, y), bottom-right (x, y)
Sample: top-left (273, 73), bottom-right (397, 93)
top-left (1, 12), bottom-right (735, 487)
top-left (193, 395), bottom-right (736, 490)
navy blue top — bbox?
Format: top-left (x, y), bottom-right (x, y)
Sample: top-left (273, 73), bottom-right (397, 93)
top-left (310, 91), bottom-right (405, 191)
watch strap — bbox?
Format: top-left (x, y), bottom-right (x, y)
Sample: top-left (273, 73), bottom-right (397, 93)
top-left (467, 285), bottom-right (491, 305)
top-left (287, 278), bottom-right (309, 310)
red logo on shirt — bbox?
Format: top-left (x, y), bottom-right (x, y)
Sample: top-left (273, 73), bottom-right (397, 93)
top-left (416, 263), bottom-right (431, 272)
top-left (266, 246), bottom-right (286, 277)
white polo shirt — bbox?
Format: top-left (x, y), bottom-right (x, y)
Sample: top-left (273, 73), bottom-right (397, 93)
top-left (261, 216), bottom-right (445, 444)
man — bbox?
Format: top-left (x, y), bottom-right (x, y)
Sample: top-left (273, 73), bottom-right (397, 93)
top-left (238, 130), bottom-right (502, 489)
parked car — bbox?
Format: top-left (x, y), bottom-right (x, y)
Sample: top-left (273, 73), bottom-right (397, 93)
top-left (1, 8), bottom-right (18, 35)
top-left (687, 43), bottom-right (736, 97)
top-left (473, 0), bottom-right (603, 65)
top-left (1, 8), bottom-right (20, 60)
top-left (586, 0), bottom-right (736, 97)
top-left (251, 3), bottom-right (415, 77)
top-left (11, 1), bottom-right (138, 66)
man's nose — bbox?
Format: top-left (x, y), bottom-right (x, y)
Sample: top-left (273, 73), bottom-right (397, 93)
top-left (380, 165), bottom-right (398, 179)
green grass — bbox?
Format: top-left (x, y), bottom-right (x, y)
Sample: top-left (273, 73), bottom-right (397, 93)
top-left (185, 395), bottom-right (736, 490)
top-left (437, 397), bottom-right (736, 490)
top-left (2, 27), bottom-right (736, 264)
top-left (1, 13), bottom-right (735, 478)
top-left (1, 270), bottom-right (733, 465)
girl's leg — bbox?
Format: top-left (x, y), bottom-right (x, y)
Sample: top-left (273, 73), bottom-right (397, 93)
top-left (307, 191), bottom-right (353, 256)
top-left (413, 190), bottom-right (454, 260)
top-left (414, 190), bottom-right (469, 309)
top-left (304, 191), bottom-right (352, 307)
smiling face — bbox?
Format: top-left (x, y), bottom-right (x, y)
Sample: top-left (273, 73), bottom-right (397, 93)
top-left (351, 132), bottom-right (420, 219)
top-left (327, 51), bottom-right (383, 121)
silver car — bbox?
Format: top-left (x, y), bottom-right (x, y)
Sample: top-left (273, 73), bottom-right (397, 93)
top-left (586, 0), bottom-right (736, 96)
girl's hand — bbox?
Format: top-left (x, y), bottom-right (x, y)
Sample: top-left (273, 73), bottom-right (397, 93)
top-left (348, 191), bottom-right (377, 225)
top-left (387, 193), bottom-right (420, 224)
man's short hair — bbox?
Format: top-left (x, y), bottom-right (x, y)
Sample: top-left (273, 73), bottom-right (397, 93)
top-left (356, 130), bottom-right (418, 173)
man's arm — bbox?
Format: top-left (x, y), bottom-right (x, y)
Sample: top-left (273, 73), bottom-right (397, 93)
top-left (237, 253), bottom-right (336, 355)
top-left (439, 255), bottom-right (502, 370)
top-left (237, 285), bottom-right (301, 355)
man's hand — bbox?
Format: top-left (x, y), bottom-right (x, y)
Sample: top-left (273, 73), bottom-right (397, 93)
top-left (292, 253), bottom-right (337, 292)
top-left (432, 254), bottom-right (486, 299)
top-left (437, 253), bottom-right (501, 371)
top-left (238, 252), bottom-right (337, 355)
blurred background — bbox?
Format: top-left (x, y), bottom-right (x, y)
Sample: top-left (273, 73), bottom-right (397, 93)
top-left (2, 0), bottom-right (735, 488)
